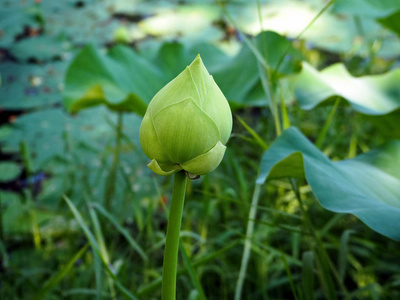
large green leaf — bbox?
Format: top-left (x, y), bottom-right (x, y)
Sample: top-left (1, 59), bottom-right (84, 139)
top-left (257, 127), bottom-right (400, 241)
top-left (63, 44), bottom-right (166, 115)
top-left (152, 41), bottom-right (230, 80)
top-left (153, 42), bottom-right (189, 80)
top-left (378, 10), bottom-right (400, 36)
top-left (213, 31), bottom-right (303, 109)
top-left (294, 62), bottom-right (400, 115)
top-left (138, 4), bottom-right (223, 44)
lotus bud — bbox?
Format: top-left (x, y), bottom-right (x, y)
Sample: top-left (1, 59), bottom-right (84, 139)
top-left (139, 55), bottom-right (232, 177)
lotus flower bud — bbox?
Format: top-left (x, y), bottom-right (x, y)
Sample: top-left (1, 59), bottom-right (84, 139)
top-left (139, 55), bottom-right (232, 177)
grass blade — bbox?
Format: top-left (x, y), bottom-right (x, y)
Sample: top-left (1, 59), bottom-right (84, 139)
top-left (280, 85), bottom-right (291, 129)
top-left (92, 202), bottom-right (148, 262)
top-left (180, 244), bottom-right (207, 300)
top-left (236, 115), bottom-right (269, 150)
top-left (281, 251), bottom-right (301, 300)
top-left (339, 230), bottom-right (354, 281)
top-left (302, 251), bottom-right (315, 300)
top-left (86, 196), bottom-right (116, 300)
top-left (315, 98), bottom-right (340, 149)
top-left (63, 195), bottom-right (140, 300)
top-left (31, 244), bottom-right (89, 300)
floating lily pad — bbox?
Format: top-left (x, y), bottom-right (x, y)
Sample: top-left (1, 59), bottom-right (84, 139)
top-left (257, 127), bottom-right (400, 241)
top-left (0, 61), bottom-right (68, 109)
top-left (1, 105), bottom-right (143, 170)
top-left (40, 0), bottom-right (118, 46)
top-left (10, 36), bottom-right (68, 62)
top-left (0, 2), bottom-right (38, 48)
top-left (0, 162), bottom-right (21, 182)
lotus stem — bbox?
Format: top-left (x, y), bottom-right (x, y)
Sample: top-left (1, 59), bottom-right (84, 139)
top-left (162, 171), bottom-right (188, 300)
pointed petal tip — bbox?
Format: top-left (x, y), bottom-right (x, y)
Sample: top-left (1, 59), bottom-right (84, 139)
top-left (190, 54), bottom-right (204, 66)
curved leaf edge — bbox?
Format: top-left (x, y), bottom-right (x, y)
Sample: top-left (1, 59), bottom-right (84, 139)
top-left (257, 127), bottom-right (400, 241)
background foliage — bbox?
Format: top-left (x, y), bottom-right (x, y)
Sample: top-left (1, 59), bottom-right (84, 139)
top-left (1, 0), bottom-right (400, 299)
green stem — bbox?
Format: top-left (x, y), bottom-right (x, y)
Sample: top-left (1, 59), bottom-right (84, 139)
top-left (315, 97), bottom-right (340, 149)
top-left (162, 171), bottom-right (188, 300)
top-left (255, 0), bottom-right (282, 137)
top-left (138, 240), bottom-right (239, 297)
top-left (234, 183), bottom-right (262, 300)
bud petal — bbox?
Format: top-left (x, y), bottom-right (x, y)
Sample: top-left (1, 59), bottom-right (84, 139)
top-left (139, 107), bottom-right (171, 163)
top-left (181, 141), bottom-right (226, 175)
top-left (152, 97), bottom-right (220, 164)
top-left (147, 160), bottom-right (182, 176)
top-left (139, 55), bottom-right (232, 177)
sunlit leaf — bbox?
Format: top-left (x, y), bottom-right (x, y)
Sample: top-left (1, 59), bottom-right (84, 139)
top-left (332, 0), bottom-right (400, 17)
top-left (229, 0), bottom-right (400, 57)
top-left (294, 62), bottom-right (400, 115)
top-left (138, 4), bottom-right (223, 43)
top-left (257, 127), bottom-right (400, 241)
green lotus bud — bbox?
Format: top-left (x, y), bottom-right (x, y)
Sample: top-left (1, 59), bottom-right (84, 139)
top-left (139, 55), bottom-right (232, 177)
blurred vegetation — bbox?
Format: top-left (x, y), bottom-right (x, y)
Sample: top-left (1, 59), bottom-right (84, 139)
top-left (1, 0), bottom-right (400, 299)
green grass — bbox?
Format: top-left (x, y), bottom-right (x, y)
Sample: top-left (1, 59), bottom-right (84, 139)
top-left (1, 110), bottom-right (399, 299)
top-left (1, 1), bottom-right (400, 299)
